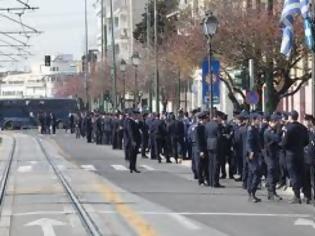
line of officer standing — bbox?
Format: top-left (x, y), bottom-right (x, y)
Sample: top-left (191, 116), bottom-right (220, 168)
top-left (73, 108), bottom-right (315, 205)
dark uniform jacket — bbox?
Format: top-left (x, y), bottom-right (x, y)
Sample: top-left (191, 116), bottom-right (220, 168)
top-left (264, 127), bottom-right (281, 159)
top-left (246, 125), bottom-right (260, 155)
top-left (205, 121), bottom-right (221, 151)
top-left (282, 122), bottom-right (308, 158)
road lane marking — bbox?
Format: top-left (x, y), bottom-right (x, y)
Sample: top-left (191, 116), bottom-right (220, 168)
top-left (81, 165), bottom-right (96, 171)
top-left (17, 165), bottom-right (32, 173)
top-left (97, 210), bottom-right (312, 218)
top-left (14, 211), bottom-right (75, 217)
top-left (111, 165), bottom-right (128, 171)
top-left (25, 218), bottom-right (66, 236)
top-left (295, 218), bottom-right (315, 229)
top-left (169, 213), bottom-right (201, 230)
top-left (96, 183), bottom-right (157, 236)
top-left (140, 165), bottom-right (155, 171)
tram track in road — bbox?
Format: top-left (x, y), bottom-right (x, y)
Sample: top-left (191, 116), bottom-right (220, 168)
top-left (0, 136), bottom-right (16, 209)
top-left (34, 136), bottom-right (103, 236)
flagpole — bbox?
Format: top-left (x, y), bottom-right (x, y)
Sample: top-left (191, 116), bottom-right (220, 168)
top-left (312, 0), bottom-right (315, 116)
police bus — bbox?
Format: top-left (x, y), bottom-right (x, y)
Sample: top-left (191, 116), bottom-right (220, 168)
top-left (0, 98), bottom-right (79, 130)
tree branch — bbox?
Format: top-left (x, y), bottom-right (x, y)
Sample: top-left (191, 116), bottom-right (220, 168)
top-left (280, 73), bottom-right (311, 98)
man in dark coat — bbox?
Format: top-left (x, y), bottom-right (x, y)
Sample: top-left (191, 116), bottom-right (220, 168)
top-left (282, 110), bottom-right (309, 204)
top-left (246, 113), bottom-right (262, 203)
top-left (264, 114), bottom-right (282, 201)
top-left (205, 112), bottom-right (223, 188)
top-left (303, 115), bottom-right (315, 204)
top-left (86, 113), bottom-right (93, 143)
top-left (125, 110), bottom-right (141, 173)
top-left (151, 113), bottom-right (167, 163)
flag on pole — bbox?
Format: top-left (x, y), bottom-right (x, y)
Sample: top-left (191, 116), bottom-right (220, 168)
top-left (280, 0), bottom-right (314, 57)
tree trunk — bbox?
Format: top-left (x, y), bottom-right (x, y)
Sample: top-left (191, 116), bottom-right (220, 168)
top-left (162, 100), bottom-right (168, 113)
top-left (265, 67), bottom-right (279, 113)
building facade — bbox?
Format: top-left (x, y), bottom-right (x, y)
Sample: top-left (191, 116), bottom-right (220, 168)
top-left (94, 0), bottom-right (147, 61)
top-left (0, 73), bottom-right (54, 99)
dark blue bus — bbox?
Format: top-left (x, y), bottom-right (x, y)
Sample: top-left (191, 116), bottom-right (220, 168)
top-left (0, 98), bottom-right (78, 130)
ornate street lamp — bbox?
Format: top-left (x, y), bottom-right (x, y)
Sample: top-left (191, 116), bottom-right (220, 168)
top-left (131, 52), bottom-right (140, 108)
top-left (202, 12), bottom-right (218, 118)
top-left (120, 59), bottom-right (127, 110)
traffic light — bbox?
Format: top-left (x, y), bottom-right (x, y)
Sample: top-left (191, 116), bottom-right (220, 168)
top-left (44, 55), bottom-right (51, 67)
top-left (233, 68), bottom-right (249, 90)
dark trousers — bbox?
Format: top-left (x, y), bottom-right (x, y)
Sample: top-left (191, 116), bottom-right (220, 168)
top-left (303, 164), bottom-right (315, 200)
top-left (207, 150), bottom-right (220, 187)
top-left (219, 150), bottom-right (235, 178)
top-left (141, 135), bottom-right (149, 156)
top-left (279, 151), bottom-right (288, 185)
top-left (242, 154), bottom-right (249, 189)
top-left (103, 131), bottom-right (111, 145)
top-left (154, 137), bottom-right (162, 161)
top-left (235, 147), bottom-right (243, 176)
top-left (129, 145), bottom-right (138, 171)
top-left (52, 125), bottom-right (56, 134)
top-left (116, 130), bottom-right (123, 149)
top-left (286, 154), bottom-right (304, 198)
top-left (247, 157), bottom-right (261, 194)
top-left (87, 130), bottom-right (92, 143)
top-left (96, 131), bottom-right (102, 145)
top-left (192, 145), bottom-right (199, 178)
top-left (265, 156), bottom-right (280, 193)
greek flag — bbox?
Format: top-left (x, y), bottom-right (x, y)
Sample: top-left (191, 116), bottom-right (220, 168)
top-left (280, 0), bottom-right (313, 57)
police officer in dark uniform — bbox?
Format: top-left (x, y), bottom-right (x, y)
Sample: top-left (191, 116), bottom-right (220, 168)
top-left (152, 113), bottom-right (167, 163)
top-left (264, 114), bottom-right (282, 201)
top-left (278, 112), bottom-right (289, 189)
top-left (205, 111), bottom-right (224, 188)
top-left (95, 113), bottom-right (103, 145)
top-left (125, 110), bottom-right (141, 173)
top-left (189, 114), bottom-right (198, 179)
top-left (219, 114), bottom-right (234, 179)
top-left (239, 112), bottom-right (249, 189)
top-left (193, 111), bottom-right (209, 185)
top-left (139, 113), bottom-right (150, 158)
top-left (282, 110), bottom-right (309, 204)
top-left (86, 113), bottom-right (93, 143)
top-left (246, 113), bottom-right (262, 203)
top-left (169, 114), bottom-right (185, 163)
top-left (303, 115), bottom-right (315, 204)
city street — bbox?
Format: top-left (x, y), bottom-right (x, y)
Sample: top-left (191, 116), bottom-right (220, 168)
top-left (0, 131), bottom-right (314, 236)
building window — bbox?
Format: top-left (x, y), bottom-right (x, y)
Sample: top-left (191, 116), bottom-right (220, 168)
top-left (115, 17), bottom-right (119, 28)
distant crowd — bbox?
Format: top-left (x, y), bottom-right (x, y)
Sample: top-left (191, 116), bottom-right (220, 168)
top-left (39, 108), bottom-right (315, 205)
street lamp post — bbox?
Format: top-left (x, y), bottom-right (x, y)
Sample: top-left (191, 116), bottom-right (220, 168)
top-left (202, 12), bottom-right (218, 118)
top-left (120, 59), bottom-right (127, 110)
top-left (131, 52), bottom-right (140, 108)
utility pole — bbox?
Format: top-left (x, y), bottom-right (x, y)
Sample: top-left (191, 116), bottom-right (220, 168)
top-left (101, 0), bottom-right (104, 60)
top-left (84, 0), bottom-right (89, 110)
top-left (146, 0), bottom-right (152, 112)
top-left (154, 0), bottom-right (160, 113)
top-left (110, 0), bottom-right (117, 111)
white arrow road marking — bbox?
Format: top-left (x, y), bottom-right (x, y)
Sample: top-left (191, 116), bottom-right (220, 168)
top-left (17, 165), bottom-right (32, 173)
top-left (141, 165), bottom-right (155, 171)
top-left (25, 218), bottom-right (66, 236)
top-left (111, 165), bottom-right (128, 171)
top-left (81, 165), bottom-right (96, 171)
top-left (294, 218), bottom-right (315, 229)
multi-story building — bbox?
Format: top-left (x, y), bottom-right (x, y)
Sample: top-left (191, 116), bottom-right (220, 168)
top-left (93, 0), bottom-right (147, 61)
top-left (0, 73), bottom-right (54, 99)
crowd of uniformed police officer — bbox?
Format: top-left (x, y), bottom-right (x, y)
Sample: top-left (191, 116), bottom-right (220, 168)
top-left (68, 108), bottom-right (315, 204)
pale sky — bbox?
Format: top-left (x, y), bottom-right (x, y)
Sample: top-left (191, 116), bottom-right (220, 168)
top-left (0, 0), bottom-right (97, 71)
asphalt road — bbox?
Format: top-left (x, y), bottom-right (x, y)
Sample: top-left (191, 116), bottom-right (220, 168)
top-left (45, 130), bottom-right (315, 236)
